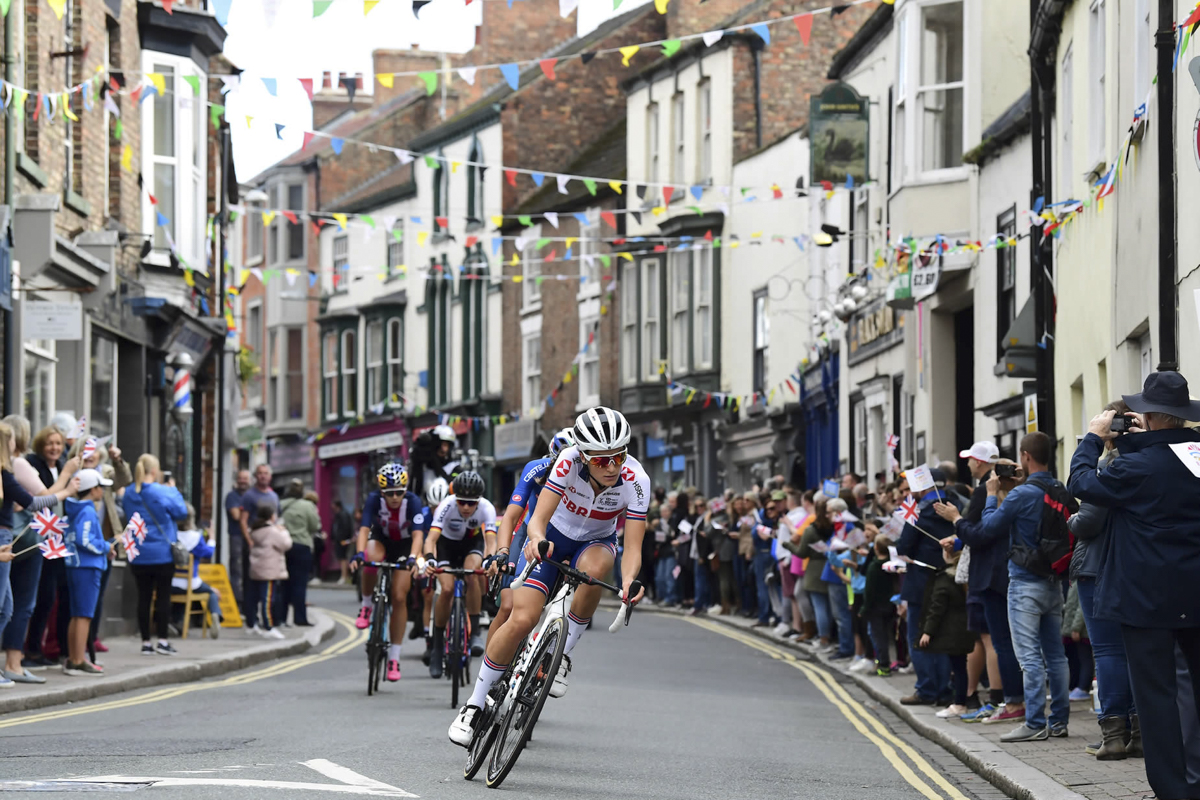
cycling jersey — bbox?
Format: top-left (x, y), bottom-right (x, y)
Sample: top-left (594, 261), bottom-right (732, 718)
top-left (360, 490), bottom-right (422, 540)
top-left (542, 446), bottom-right (650, 542)
top-left (509, 457), bottom-right (552, 523)
top-left (429, 496), bottom-right (497, 542)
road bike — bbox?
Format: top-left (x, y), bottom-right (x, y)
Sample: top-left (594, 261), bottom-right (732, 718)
top-left (363, 560), bottom-right (408, 696)
top-left (432, 566), bottom-right (492, 709)
top-left (463, 541), bottom-right (641, 788)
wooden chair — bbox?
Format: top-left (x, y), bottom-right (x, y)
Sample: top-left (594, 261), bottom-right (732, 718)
top-left (170, 555), bottom-right (212, 639)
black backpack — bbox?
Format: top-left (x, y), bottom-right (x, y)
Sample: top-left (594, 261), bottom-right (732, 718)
top-left (1009, 476), bottom-right (1079, 578)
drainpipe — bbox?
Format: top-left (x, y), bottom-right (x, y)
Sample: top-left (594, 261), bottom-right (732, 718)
top-left (1029, 0), bottom-right (1056, 445)
top-left (752, 41), bottom-right (763, 150)
top-left (2, 9), bottom-right (14, 415)
top-left (1155, 0), bottom-right (1178, 371)
top-left (215, 125), bottom-right (230, 559)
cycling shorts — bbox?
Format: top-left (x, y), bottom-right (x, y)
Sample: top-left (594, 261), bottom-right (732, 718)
top-left (500, 522), bottom-right (531, 591)
top-left (511, 523), bottom-right (618, 597)
top-left (367, 529), bottom-right (415, 564)
top-left (435, 531), bottom-right (485, 568)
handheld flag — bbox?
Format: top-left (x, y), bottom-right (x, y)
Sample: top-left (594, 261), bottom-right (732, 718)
top-left (899, 495), bottom-right (920, 525)
top-left (31, 508), bottom-right (68, 538)
top-left (39, 534), bottom-right (69, 560)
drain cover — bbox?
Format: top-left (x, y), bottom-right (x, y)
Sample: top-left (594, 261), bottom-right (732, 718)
top-left (0, 781), bottom-right (149, 792)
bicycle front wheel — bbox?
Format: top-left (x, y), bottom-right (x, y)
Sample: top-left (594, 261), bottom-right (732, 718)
top-left (449, 598), bottom-right (465, 709)
top-left (368, 592), bottom-right (389, 696)
top-left (485, 616), bottom-right (566, 789)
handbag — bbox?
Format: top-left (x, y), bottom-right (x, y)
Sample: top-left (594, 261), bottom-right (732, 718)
top-left (138, 488), bottom-right (190, 569)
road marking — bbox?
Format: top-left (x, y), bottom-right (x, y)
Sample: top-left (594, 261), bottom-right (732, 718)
top-left (38, 761), bottom-right (417, 797)
top-left (684, 617), bottom-right (971, 800)
top-left (0, 609), bottom-right (367, 731)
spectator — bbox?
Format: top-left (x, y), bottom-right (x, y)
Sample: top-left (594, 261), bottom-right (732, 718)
top-left (779, 490), bottom-right (814, 640)
top-left (862, 535), bottom-right (898, 675)
top-left (247, 503), bottom-right (292, 639)
top-left (918, 546), bottom-right (978, 719)
top-left (842, 473), bottom-right (860, 491)
top-left (171, 503), bottom-right (221, 639)
top-left (279, 480), bottom-right (320, 627)
top-left (305, 490), bottom-right (325, 584)
top-left (62, 469), bottom-right (113, 676)
top-left (0, 422), bottom-right (79, 687)
top-left (751, 492), bottom-right (781, 628)
top-left (823, 497), bottom-right (859, 660)
top-left (670, 491), bottom-right (696, 609)
top-left (798, 497), bottom-right (835, 648)
top-left (896, 469), bottom-right (953, 707)
top-left (23, 425), bottom-right (81, 666)
top-left (239, 465), bottom-right (279, 628)
top-left (941, 434), bottom-right (1072, 742)
top-left (652, 502), bottom-right (677, 605)
top-left (734, 494), bottom-right (759, 616)
top-left (1068, 371), bottom-right (1200, 798)
top-left (1062, 582), bottom-right (1092, 702)
top-left (851, 484), bottom-right (869, 517)
top-left (224, 469), bottom-right (251, 614)
top-left (121, 454), bottom-right (190, 656)
top-left (689, 495), bottom-right (712, 616)
top-left (1067, 398), bottom-right (1137, 761)
top-left (709, 497), bottom-right (737, 615)
top-left (330, 498), bottom-right (354, 585)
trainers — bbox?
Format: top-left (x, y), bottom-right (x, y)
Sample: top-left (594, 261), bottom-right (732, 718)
top-left (386, 660), bottom-right (401, 682)
top-left (355, 606), bottom-right (372, 630)
top-left (63, 661), bottom-right (104, 676)
top-left (900, 694), bottom-right (937, 706)
top-left (849, 657), bottom-right (874, 673)
top-left (156, 642), bottom-right (177, 655)
top-left (896, 663), bottom-right (915, 675)
top-left (140, 644), bottom-right (156, 656)
top-left (1069, 688), bottom-right (1091, 702)
top-left (0, 676), bottom-right (12, 689)
top-left (449, 705), bottom-right (481, 747)
top-left (937, 704), bottom-right (969, 719)
top-left (93, 640), bottom-right (109, 653)
top-left (22, 655), bottom-right (55, 670)
top-left (1050, 725), bottom-right (1069, 738)
top-left (961, 703), bottom-right (997, 722)
top-left (1000, 723), bottom-right (1049, 743)
top-left (875, 666), bottom-right (892, 677)
top-left (549, 655), bottom-right (571, 698)
top-left (263, 628), bottom-right (286, 640)
top-left (983, 706), bottom-right (1027, 724)
top-left (773, 622), bottom-right (791, 636)
top-left (1085, 741), bottom-right (1102, 756)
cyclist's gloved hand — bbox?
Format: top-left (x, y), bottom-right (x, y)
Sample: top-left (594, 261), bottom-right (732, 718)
top-left (349, 551), bottom-right (365, 573)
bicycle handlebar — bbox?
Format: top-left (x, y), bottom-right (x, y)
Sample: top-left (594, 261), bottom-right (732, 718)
top-left (431, 567), bottom-right (489, 576)
top-left (511, 540), bottom-right (641, 632)
top-left (608, 580), bottom-right (643, 633)
top-left (364, 560), bottom-right (414, 569)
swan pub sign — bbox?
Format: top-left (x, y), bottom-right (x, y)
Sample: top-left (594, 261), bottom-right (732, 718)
top-left (810, 82), bottom-right (870, 187)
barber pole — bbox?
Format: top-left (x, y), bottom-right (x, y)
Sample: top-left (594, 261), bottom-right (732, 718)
top-left (173, 367), bottom-right (193, 415)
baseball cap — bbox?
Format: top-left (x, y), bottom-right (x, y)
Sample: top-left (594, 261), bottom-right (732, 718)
top-left (928, 468), bottom-right (949, 489)
top-left (770, 490), bottom-right (787, 501)
top-left (958, 441), bottom-right (1000, 463)
top-left (76, 468), bottom-right (113, 492)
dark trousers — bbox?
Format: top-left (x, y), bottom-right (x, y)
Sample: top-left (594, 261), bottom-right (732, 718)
top-left (26, 558), bottom-right (65, 656)
top-left (948, 653), bottom-right (969, 705)
top-left (1120, 624), bottom-right (1200, 800)
top-left (248, 579), bottom-right (285, 630)
top-left (285, 544), bottom-right (312, 625)
top-left (132, 562), bottom-right (176, 641)
top-left (717, 561), bottom-right (735, 608)
top-left (87, 566), bottom-right (112, 662)
top-left (866, 607), bottom-right (895, 666)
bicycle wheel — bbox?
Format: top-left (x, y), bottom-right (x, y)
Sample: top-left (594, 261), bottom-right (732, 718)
top-left (366, 600), bottom-right (386, 696)
top-left (449, 598), bottom-right (464, 709)
top-left (486, 616), bottom-right (565, 789)
top-left (464, 667), bottom-right (508, 780)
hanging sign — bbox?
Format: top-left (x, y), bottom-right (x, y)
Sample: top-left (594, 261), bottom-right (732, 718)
top-left (23, 300), bottom-right (83, 340)
top-left (809, 82), bottom-right (869, 187)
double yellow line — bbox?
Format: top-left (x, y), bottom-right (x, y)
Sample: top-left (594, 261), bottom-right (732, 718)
top-left (685, 618), bottom-right (970, 800)
top-left (0, 609), bottom-right (367, 731)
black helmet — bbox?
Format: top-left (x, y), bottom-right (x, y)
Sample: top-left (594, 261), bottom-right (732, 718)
top-left (452, 470), bottom-right (485, 500)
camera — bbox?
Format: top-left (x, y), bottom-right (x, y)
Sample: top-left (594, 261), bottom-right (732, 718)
top-left (1110, 414), bottom-right (1132, 434)
top-left (995, 463), bottom-right (1017, 479)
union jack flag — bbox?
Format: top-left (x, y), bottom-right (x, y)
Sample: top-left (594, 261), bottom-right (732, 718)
top-left (124, 540), bottom-right (140, 561)
top-left (899, 495), bottom-right (920, 525)
top-left (81, 437), bottom-right (98, 461)
top-left (886, 434), bottom-right (900, 452)
top-left (39, 534), bottom-right (68, 560)
top-left (124, 513), bottom-right (147, 545)
top-left (30, 509), bottom-right (68, 538)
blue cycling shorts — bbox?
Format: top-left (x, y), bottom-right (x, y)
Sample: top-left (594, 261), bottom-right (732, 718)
top-left (511, 523), bottom-right (617, 597)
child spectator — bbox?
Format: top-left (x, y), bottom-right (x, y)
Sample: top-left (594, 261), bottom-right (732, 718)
top-left (62, 469), bottom-right (113, 676)
top-left (862, 535), bottom-right (898, 675)
top-left (918, 547), bottom-right (978, 718)
top-left (172, 503), bottom-right (222, 639)
top-left (247, 502), bottom-right (292, 640)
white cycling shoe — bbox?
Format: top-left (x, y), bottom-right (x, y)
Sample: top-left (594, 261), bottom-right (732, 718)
top-left (549, 655), bottom-right (571, 698)
top-left (449, 705), bottom-right (480, 747)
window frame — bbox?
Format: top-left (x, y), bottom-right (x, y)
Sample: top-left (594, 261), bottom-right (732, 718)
top-left (578, 312), bottom-right (601, 409)
top-left (671, 91), bottom-right (686, 188)
top-left (647, 103), bottom-right (660, 205)
top-left (461, 256), bottom-right (488, 400)
top-left (995, 206), bottom-right (1017, 361)
top-left (752, 288), bottom-right (768, 394)
top-left (642, 257), bottom-right (662, 381)
top-left (333, 234), bottom-right (349, 289)
top-left (697, 79), bottom-right (713, 185)
top-left (668, 249), bottom-right (690, 375)
top-left (285, 326), bottom-right (304, 422)
top-left (365, 319), bottom-right (385, 409)
top-left (522, 332), bottom-right (542, 416)
top-left (466, 137), bottom-right (484, 225)
top-left (1088, 0), bottom-right (1106, 166)
top-left (621, 261), bottom-right (639, 386)
top-left (247, 197), bottom-right (264, 263)
top-left (322, 331), bottom-right (339, 421)
top-left (386, 316), bottom-right (404, 406)
top-left (693, 246), bottom-right (714, 371)
top-left (1133, 0), bottom-right (1151, 108)
top-left (387, 219), bottom-right (405, 274)
top-left (267, 328), bottom-right (279, 424)
top-left (341, 328), bottom-right (358, 418)
top-left (521, 226), bottom-right (542, 311)
top-left (1060, 43), bottom-right (1074, 198)
top-left (577, 213), bottom-right (602, 299)
top-left (432, 150), bottom-right (449, 234)
top-left (285, 182), bottom-right (305, 262)
top-left (246, 301), bottom-right (264, 406)
top-left (914, 0), bottom-right (965, 176)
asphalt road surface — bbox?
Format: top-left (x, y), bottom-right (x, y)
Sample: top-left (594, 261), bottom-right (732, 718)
top-left (0, 589), bottom-right (996, 800)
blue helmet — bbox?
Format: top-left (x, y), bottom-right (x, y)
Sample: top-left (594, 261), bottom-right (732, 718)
top-left (548, 428), bottom-right (576, 458)
top-left (377, 462), bottom-right (409, 492)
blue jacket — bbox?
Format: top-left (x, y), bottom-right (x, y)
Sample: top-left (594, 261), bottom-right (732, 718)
top-left (63, 497), bottom-right (110, 570)
top-left (896, 494), bottom-right (952, 604)
top-left (1068, 428), bottom-right (1200, 629)
top-left (122, 482), bottom-right (189, 566)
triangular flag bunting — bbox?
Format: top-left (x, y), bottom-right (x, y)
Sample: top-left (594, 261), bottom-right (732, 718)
top-left (262, 77), bottom-right (277, 96)
top-left (619, 46), bottom-right (640, 66)
top-left (504, 169), bottom-right (518, 187)
top-left (794, 13), bottom-right (813, 45)
top-left (662, 39), bottom-right (682, 58)
top-left (539, 59), bottom-right (557, 81)
top-left (702, 30), bottom-right (724, 47)
top-left (500, 63), bottom-right (521, 91)
top-left (751, 23), bottom-right (770, 44)
top-left (377, 73), bottom-right (394, 89)
top-left (458, 67), bottom-right (477, 85)
top-left (418, 72), bottom-right (437, 95)
top-left (313, 0), bottom-right (333, 16)
top-left (299, 78), bottom-right (314, 99)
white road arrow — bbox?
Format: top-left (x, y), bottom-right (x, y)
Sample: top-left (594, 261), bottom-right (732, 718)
top-left (33, 760), bottom-right (417, 797)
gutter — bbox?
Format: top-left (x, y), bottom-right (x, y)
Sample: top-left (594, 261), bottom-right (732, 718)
top-left (1028, 0), bottom-right (1069, 70)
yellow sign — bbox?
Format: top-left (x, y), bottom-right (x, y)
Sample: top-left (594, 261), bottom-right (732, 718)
top-left (1025, 394), bottom-right (1039, 434)
top-left (197, 563), bottom-right (244, 628)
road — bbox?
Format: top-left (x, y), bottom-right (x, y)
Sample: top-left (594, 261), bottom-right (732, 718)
top-left (0, 589), bottom-right (999, 800)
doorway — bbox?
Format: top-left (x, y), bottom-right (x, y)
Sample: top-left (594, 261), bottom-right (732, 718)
top-left (954, 307), bottom-right (975, 482)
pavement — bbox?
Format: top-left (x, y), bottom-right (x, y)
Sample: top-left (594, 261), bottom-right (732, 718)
top-left (0, 607), bottom-right (336, 716)
top-left (0, 587), bottom-right (1000, 800)
top-left (636, 602), bottom-right (1153, 800)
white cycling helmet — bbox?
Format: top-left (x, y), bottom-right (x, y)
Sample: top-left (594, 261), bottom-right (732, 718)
top-left (548, 428), bottom-right (576, 458)
top-left (432, 424), bottom-right (457, 444)
top-left (426, 477), bottom-right (450, 507)
top-left (572, 406), bottom-right (631, 453)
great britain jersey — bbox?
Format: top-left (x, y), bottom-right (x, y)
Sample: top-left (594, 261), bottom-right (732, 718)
top-left (429, 496), bottom-right (498, 541)
top-left (542, 446), bottom-right (650, 541)
top-left (359, 490), bottom-right (422, 540)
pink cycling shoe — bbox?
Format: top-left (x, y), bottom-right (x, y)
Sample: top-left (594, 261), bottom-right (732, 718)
top-left (386, 660), bottom-right (401, 681)
top-left (355, 607), bottom-right (372, 630)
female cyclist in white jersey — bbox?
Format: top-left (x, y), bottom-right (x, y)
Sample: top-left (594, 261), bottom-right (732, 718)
top-left (449, 407), bottom-right (649, 746)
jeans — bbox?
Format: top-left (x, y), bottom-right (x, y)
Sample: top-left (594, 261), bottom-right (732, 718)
top-left (655, 556), bottom-right (678, 604)
top-left (907, 597), bottom-right (951, 701)
top-left (1076, 576), bottom-right (1134, 720)
top-left (1008, 576), bottom-right (1070, 729)
top-left (828, 582), bottom-right (854, 656)
top-left (0, 529), bottom-right (12, 644)
top-left (980, 587), bottom-right (1025, 704)
top-left (732, 556), bottom-right (748, 613)
top-left (26, 558), bottom-right (65, 656)
top-left (285, 544), bottom-right (313, 625)
top-left (2, 551), bottom-right (42, 651)
top-left (693, 561), bottom-right (711, 611)
top-left (810, 589), bottom-right (833, 641)
top-left (172, 582), bottom-right (222, 628)
top-left (752, 552), bottom-right (775, 624)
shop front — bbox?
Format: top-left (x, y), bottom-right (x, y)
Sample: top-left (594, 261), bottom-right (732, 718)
top-left (801, 343), bottom-right (840, 490)
top-left (313, 419), bottom-right (410, 528)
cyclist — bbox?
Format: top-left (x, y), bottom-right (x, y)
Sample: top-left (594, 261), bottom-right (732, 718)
top-left (449, 407), bottom-right (649, 746)
top-left (422, 471), bottom-right (497, 678)
top-left (351, 463), bottom-right (423, 682)
top-left (419, 478), bottom-right (450, 666)
top-left (484, 428), bottom-right (575, 646)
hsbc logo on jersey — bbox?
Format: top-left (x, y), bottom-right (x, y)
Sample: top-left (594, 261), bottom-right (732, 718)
top-left (555, 460), bottom-right (572, 479)
top-left (621, 467), bottom-right (635, 483)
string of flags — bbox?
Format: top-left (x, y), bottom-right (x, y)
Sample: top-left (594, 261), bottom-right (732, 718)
top-left (660, 366), bottom-right (805, 413)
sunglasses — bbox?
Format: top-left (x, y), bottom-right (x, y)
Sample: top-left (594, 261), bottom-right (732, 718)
top-left (581, 450), bottom-right (628, 470)
top-left (382, 490), bottom-right (405, 498)
top-left (456, 498), bottom-right (479, 507)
